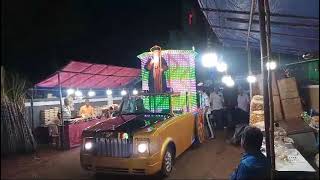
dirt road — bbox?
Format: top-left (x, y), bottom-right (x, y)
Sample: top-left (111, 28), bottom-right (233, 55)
top-left (1, 131), bottom-right (243, 180)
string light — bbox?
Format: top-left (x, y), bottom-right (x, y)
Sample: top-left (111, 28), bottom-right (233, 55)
top-left (75, 90), bottom-right (83, 97)
top-left (88, 90), bottom-right (96, 97)
top-left (67, 88), bottom-right (75, 96)
top-left (121, 90), bottom-right (127, 96)
top-left (106, 89), bottom-right (112, 96)
top-left (216, 62), bottom-right (227, 72)
top-left (247, 75), bottom-right (257, 83)
top-left (132, 89), bottom-right (138, 95)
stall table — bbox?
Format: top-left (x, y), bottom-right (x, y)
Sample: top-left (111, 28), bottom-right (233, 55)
top-left (62, 118), bottom-right (105, 149)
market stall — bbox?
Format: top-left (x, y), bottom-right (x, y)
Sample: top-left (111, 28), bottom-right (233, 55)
top-left (33, 61), bottom-right (141, 149)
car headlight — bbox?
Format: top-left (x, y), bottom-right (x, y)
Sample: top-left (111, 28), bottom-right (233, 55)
top-left (138, 143), bottom-right (148, 153)
top-left (135, 138), bottom-right (150, 155)
top-left (83, 138), bottom-right (94, 152)
top-left (85, 141), bottom-right (93, 150)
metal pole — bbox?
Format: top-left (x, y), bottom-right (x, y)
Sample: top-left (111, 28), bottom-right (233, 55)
top-left (31, 87), bottom-right (34, 130)
top-left (58, 72), bottom-right (64, 149)
top-left (257, 0), bottom-right (271, 169)
top-left (248, 48), bottom-right (253, 98)
top-left (264, 0), bottom-right (275, 176)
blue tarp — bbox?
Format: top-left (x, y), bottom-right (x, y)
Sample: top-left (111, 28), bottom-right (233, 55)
top-left (198, 0), bottom-right (319, 55)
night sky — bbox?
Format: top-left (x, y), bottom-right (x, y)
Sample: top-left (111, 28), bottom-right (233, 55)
top-left (2, 0), bottom-right (186, 84)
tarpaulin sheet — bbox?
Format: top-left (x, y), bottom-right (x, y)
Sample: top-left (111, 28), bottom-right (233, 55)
top-left (36, 61), bottom-right (140, 89)
top-left (198, 0), bottom-right (319, 55)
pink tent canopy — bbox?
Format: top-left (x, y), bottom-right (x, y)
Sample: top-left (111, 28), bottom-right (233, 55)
top-left (36, 61), bottom-right (141, 89)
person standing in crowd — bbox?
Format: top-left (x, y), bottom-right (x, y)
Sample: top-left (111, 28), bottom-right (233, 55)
top-left (58, 98), bottom-right (72, 122)
top-left (230, 126), bottom-right (270, 180)
top-left (200, 89), bottom-right (215, 139)
top-left (210, 86), bottom-right (224, 130)
top-left (67, 93), bottom-right (75, 111)
top-left (79, 99), bottom-right (95, 118)
top-left (236, 88), bottom-right (250, 124)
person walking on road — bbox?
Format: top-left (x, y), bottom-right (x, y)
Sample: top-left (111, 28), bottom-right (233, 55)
top-left (236, 88), bottom-right (250, 124)
top-left (200, 89), bottom-right (215, 139)
top-left (210, 86), bottom-right (224, 130)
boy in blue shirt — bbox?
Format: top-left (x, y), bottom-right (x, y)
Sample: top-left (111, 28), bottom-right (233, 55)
top-left (230, 126), bottom-right (270, 180)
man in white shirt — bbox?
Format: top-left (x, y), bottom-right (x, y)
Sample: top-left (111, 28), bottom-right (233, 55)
top-left (200, 89), bottom-right (214, 139)
top-left (210, 87), bottom-right (224, 130)
top-left (236, 88), bottom-right (250, 124)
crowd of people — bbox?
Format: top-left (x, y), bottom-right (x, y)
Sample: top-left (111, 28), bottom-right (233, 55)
top-left (199, 85), bottom-right (271, 180)
top-left (200, 85), bottom-right (250, 141)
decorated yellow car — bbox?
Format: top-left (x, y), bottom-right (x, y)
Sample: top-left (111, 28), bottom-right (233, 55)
top-left (80, 93), bottom-right (205, 176)
top-left (80, 47), bottom-right (205, 176)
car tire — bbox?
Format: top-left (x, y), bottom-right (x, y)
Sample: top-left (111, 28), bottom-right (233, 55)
top-left (160, 147), bottom-right (174, 177)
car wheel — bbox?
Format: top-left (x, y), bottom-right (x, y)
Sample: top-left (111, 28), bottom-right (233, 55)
top-left (160, 147), bottom-right (174, 177)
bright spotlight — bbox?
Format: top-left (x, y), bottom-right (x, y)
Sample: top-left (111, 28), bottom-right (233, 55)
top-left (88, 90), bottom-right (96, 97)
top-left (216, 62), bottom-right (227, 72)
top-left (226, 79), bottom-right (235, 87)
top-left (67, 88), bottom-right (75, 96)
top-left (266, 61), bottom-right (277, 70)
top-left (132, 89), bottom-right (138, 95)
top-left (222, 75), bottom-right (235, 87)
top-left (247, 75), bottom-right (257, 83)
top-left (201, 53), bottom-right (218, 68)
top-left (106, 89), bottom-right (112, 96)
top-left (75, 90), bottom-right (83, 97)
top-left (121, 90), bottom-right (127, 96)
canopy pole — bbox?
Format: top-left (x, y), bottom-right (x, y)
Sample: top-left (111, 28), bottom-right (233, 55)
top-left (248, 48), bottom-right (253, 98)
top-left (264, 0), bottom-right (276, 177)
top-left (31, 87), bottom-right (34, 130)
top-left (58, 72), bottom-right (64, 150)
top-left (258, 0), bottom-right (272, 175)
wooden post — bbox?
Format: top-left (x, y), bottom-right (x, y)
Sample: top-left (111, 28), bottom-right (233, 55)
top-left (58, 72), bottom-right (64, 149)
top-left (258, 0), bottom-right (272, 170)
top-left (264, 0), bottom-right (276, 176)
top-left (30, 87), bottom-right (34, 130)
top-left (248, 47), bottom-right (253, 98)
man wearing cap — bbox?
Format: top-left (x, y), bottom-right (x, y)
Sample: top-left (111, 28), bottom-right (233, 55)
top-left (145, 45), bottom-right (169, 93)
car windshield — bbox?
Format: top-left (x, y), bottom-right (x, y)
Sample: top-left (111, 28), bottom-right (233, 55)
top-left (119, 96), bottom-right (171, 115)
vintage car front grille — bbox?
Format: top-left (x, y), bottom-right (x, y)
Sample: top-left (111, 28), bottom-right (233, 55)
top-left (95, 137), bottom-right (133, 158)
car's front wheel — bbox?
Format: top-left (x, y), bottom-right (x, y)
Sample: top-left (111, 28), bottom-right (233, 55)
top-left (160, 147), bottom-right (174, 177)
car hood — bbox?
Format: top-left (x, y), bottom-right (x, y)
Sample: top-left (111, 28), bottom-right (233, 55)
top-left (82, 114), bottom-right (167, 137)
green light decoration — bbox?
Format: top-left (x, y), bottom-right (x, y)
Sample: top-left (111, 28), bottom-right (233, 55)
top-left (138, 50), bottom-right (198, 112)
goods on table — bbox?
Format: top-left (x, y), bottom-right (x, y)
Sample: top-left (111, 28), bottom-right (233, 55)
top-left (250, 95), bottom-right (265, 125)
top-left (94, 106), bottom-right (103, 117)
top-left (277, 77), bottom-right (299, 100)
top-left (252, 121), bottom-right (265, 131)
top-left (250, 95), bottom-right (264, 111)
top-left (40, 107), bottom-right (59, 125)
top-left (281, 98), bottom-right (303, 120)
top-left (250, 110), bottom-right (264, 125)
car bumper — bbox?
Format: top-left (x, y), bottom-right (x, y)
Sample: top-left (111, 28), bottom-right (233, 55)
top-left (80, 153), bottom-right (161, 175)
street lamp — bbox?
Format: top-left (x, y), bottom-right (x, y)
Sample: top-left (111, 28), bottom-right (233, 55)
top-left (247, 75), bottom-right (257, 83)
top-left (266, 61), bottom-right (277, 70)
top-left (201, 53), bottom-right (218, 68)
